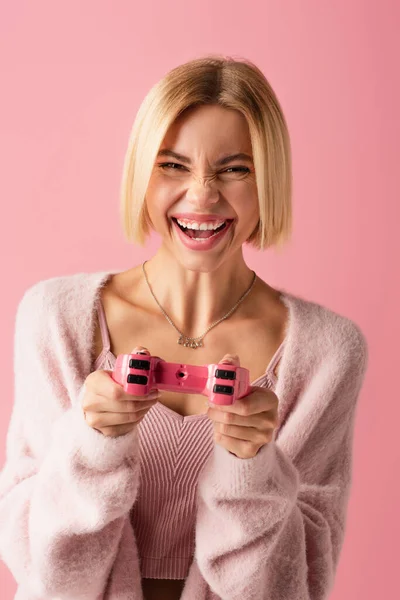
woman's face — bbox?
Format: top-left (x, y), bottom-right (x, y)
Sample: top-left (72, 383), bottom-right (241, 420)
top-left (145, 104), bottom-right (260, 272)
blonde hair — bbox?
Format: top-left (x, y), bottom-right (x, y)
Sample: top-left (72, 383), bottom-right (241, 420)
top-left (120, 54), bottom-right (293, 251)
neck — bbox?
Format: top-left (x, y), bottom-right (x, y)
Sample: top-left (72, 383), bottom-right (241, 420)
top-left (142, 248), bottom-right (257, 337)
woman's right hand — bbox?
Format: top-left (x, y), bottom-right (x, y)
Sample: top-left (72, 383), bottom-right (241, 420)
top-left (82, 346), bottom-right (160, 437)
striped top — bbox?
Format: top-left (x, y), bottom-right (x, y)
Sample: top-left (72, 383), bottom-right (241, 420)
top-left (93, 298), bottom-right (285, 580)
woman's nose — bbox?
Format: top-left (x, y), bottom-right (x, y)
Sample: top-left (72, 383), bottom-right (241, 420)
top-left (186, 175), bottom-right (219, 208)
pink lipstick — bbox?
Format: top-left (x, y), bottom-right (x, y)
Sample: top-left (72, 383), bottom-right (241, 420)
top-left (171, 216), bottom-right (233, 252)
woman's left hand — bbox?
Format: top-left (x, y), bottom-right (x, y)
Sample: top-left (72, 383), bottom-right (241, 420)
top-left (207, 354), bottom-right (279, 459)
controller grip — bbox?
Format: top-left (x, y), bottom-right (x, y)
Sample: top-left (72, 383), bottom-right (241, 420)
top-left (113, 352), bottom-right (154, 395)
top-left (208, 364), bottom-right (251, 405)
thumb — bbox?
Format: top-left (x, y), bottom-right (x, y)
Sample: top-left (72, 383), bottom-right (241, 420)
top-left (131, 345), bottom-right (151, 356)
top-left (218, 353), bottom-right (240, 367)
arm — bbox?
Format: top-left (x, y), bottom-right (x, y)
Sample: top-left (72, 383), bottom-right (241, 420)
top-left (182, 324), bottom-right (368, 600)
top-left (0, 284), bottom-right (143, 599)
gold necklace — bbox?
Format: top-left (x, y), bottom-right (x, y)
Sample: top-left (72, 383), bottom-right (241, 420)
top-left (142, 261), bottom-right (257, 349)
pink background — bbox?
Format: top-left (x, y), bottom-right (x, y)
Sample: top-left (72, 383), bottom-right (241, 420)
top-left (0, 1), bottom-right (398, 598)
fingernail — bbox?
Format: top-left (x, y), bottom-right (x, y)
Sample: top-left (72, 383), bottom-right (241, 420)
top-left (133, 346), bottom-right (149, 355)
top-left (220, 354), bottom-right (239, 363)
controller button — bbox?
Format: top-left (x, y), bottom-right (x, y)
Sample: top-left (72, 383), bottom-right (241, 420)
top-left (129, 359), bottom-right (151, 370)
top-left (127, 374), bottom-right (148, 385)
top-left (215, 369), bottom-right (236, 380)
top-left (213, 384), bottom-right (234, 395)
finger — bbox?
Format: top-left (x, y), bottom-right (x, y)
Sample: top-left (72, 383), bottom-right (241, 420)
top-left (208, 407), bottom-right (276, 429)
top-left (93, 385), bottom-right (160, 410)
top-left (99, 419), bottom-right (147, 438)
top-left (97, 397), bottom-right (159, 414)
top-left (218, 353), bottom-right (240, 366)
top-left (86, 406), bottom-right (151, 429)
top-left (213, 432), bottom-right (266, 459)
top-left (96, 370), bottom-right (159, 403)
top-left (212, 421), bottom-right (275, 444)
top-left (131, 345), bottom-right (151, 355)
top-left (88, 369), bottom-right (124, 399)
top-left (209, 386), bottom-right (276, 415)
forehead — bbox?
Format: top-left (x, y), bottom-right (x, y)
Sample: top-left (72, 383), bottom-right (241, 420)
top-left (161, 104), bottom-right (252, 152)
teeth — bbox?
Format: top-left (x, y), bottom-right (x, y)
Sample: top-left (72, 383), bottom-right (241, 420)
top-left (176, 219), bottom-right (226, 230)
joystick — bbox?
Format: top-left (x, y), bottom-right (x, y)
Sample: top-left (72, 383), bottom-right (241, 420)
top-left (112, 352), bottom-right (252, 406)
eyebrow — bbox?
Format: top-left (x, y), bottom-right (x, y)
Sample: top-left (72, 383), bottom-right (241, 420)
top-left (156, 149), bottom-right (254, 166)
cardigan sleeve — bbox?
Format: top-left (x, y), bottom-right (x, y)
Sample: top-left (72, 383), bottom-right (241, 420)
top-left (0, 285), bottom-right (144, 599)
top-left (182, 323), bottom-right (368, 600)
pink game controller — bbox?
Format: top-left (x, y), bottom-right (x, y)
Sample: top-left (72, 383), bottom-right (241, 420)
top-left (112, 351), bottom-right (252, 406)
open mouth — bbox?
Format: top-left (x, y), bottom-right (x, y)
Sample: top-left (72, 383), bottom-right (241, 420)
top-left (171, 217), bottom-right (229, 240)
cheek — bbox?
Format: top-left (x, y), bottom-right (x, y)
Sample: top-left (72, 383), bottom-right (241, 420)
top-left (241, 210), bottom-right (260, 237)
top-left (232, 189), bottom-right (260, 224)
top-left (145, 186), bottom-right (175, 230)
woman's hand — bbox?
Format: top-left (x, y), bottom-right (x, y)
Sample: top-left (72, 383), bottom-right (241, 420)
top-left (82, 346), bottom-right (160, 438)
top-left (207, 354), bottom-right (279, 459)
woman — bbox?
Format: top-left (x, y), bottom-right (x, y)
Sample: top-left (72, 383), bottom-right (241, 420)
top-left (0, 56), bottom-right (368, 600)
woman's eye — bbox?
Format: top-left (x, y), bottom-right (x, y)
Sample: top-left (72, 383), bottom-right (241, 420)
top-left (158, 163), bottom-right (250, 175)
top-left (223, 167), bottom-right (250, 174)
top-left (159, 162), bottom-right (185, 170)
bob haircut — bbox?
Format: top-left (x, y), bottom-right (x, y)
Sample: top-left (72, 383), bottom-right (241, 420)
top-left (120, 54), bottom-right (292, 251)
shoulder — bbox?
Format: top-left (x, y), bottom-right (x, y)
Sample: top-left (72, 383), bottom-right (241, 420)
top-left (15, 270), bottom-right (112, 342)
top-left (13, 270), bottom-right (115, 388)
top-left (17, 271), bottom-right (97, 308)
top-left (281, 289), bottom-right (368, 376)
top-left (17, 270), bottom-right (109, 314)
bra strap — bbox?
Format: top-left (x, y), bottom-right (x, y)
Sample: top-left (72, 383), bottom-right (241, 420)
top-left (96, 298), bottom-right (111, 353)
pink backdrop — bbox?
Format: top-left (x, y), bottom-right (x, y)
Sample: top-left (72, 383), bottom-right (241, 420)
top-left (1, 1), bottom-right (398, 598)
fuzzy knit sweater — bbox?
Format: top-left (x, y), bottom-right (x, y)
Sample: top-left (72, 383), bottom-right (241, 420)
top-left (0, 269), bottom-right (369, 600)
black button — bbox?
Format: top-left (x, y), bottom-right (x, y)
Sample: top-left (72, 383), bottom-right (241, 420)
top-left (213, 384), bottom-right (234, 395)
top-left (129, 358), bottom-right (150, 370)
top-left (127, 374), bottom-right (148, 385)
top-left (215, 369), bottom-right (236, 380)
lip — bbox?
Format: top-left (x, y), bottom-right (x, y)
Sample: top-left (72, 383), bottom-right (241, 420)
top-left (171, 212), bottom-right (233, 224)
top-left (172, 217), bottom-right (233, 252)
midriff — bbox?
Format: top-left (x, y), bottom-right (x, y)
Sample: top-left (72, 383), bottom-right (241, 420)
top-left (142, 577), bottom-right (185, 600)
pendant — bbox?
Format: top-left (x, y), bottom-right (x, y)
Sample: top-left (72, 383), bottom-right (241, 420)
top-left (178, 335), bottom-right (204, 349)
